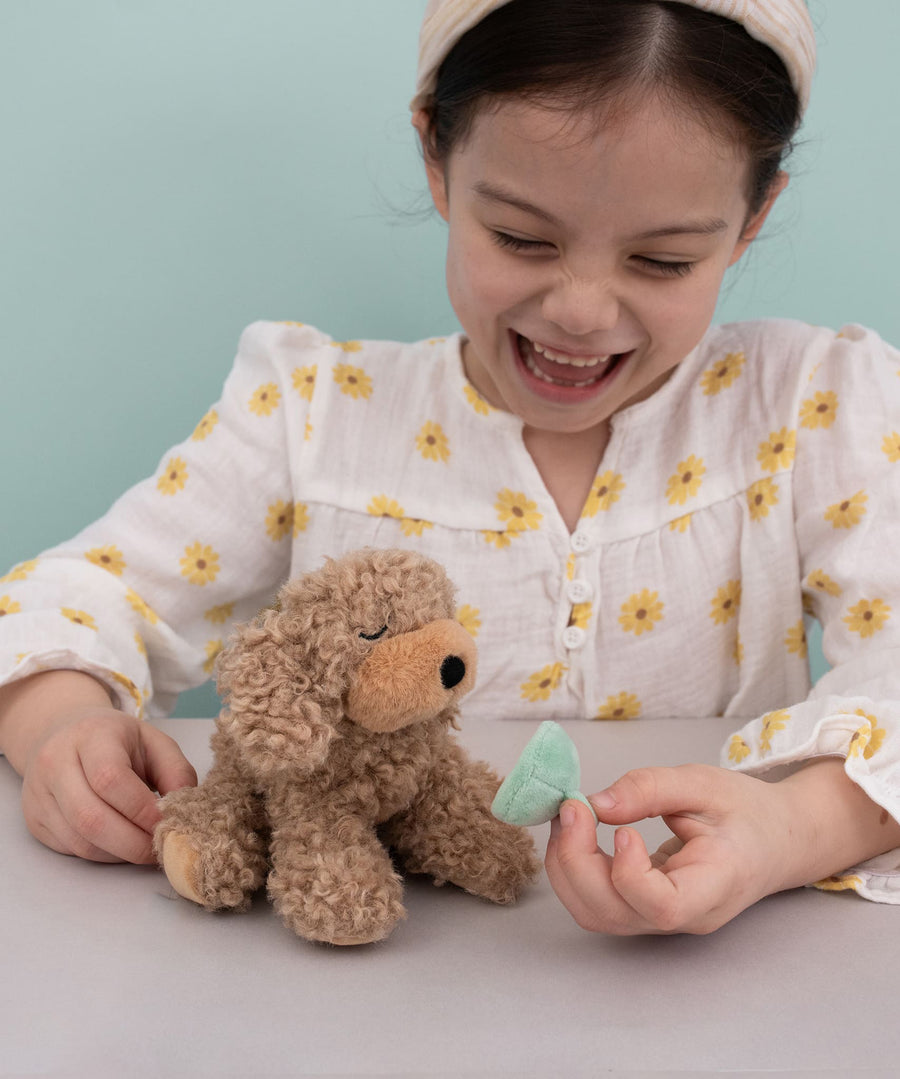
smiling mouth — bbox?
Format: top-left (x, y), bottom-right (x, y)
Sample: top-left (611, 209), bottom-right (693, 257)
top-left (516, 334), bottom-right (627, 387)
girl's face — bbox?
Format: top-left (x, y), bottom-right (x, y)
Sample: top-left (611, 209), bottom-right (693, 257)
top-left (417, 93), bottom-right (785, 436)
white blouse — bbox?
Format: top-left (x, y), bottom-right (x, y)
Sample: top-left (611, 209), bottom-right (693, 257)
top-left (2, 317), bottom-right (899, 899)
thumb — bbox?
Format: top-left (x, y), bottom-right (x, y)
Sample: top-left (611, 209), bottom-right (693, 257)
top-left (588, 764), bottom-right (721, 826)
top-left (139, 723), bottom-right (198, 796)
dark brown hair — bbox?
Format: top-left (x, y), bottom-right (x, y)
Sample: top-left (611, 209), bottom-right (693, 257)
top-left (421, 0), bottom-right (801, 217)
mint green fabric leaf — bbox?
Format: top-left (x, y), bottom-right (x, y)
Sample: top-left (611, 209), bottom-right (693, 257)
top-left (491, 721), bottom-right (598, 826)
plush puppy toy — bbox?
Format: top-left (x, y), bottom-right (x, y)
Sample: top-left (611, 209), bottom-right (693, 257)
top-left (155, 548), bottom-right (540, 945)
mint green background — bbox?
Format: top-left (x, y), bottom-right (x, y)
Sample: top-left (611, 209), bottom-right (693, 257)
top-left (1, 2), bottom-right (896, 716)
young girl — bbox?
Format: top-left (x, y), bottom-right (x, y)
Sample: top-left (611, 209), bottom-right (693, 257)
top-left (2, 0), bottom-right (899, 935)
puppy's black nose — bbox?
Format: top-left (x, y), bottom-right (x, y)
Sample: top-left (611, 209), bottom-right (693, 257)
top-left (440, 655), bottom-right (466, 690)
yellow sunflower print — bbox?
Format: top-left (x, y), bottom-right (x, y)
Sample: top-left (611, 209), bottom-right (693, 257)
top-left (180, 543), bottom-right (220, 586)
top-left (292, 365), bottom-right (317, 402)
top-left (61, 608), bottom-right (97, 631)
top-left (368, 495), bottom-right (405, 519)
top-left (813, 874), bottom-right (862, 893)
top-left (799, 390), bottom-right (838, 430)
top-left (521, 663), bottom-right (567, 702)
top-left (619, 590), bottom-right (664, 636)
top-left (847, 710), bottom-right (886, 760)
top-left (596, 692), bottom-right (641, 721)
top-left (463, 383), bottom-right (493, 416)
top-left (806, 569), bottom-right (841, 597)
top-left (333, 363), bottom-right (372, 399)
top-left (733, 635), bottom-right (744, 665)
top-left (483, 530), bottom-right (516, 549)
top-left (203, 640), bottom-right (223, 676)
top-left (416, 421), bottom-right (450, 463)
top-left (204, 602), bottom-right (234, 625)
top-left (669, 513), bottom-right (691, 533)
top-left (759, 709), bottom-right (790, 755)
top-left (824, 491), bottom-right (867, 529)
top-left (126, 587), bottom-right (159, 624)
top-left (665, 455), bottom-right (705, 506)
top-left (85, 545), bottom-right (126, 576)
top-left (157, 457), bottom-right (188, 496)
top-left (400, 518), bottom-right (434, 537)
top-left (1, 559), bottom-right (38, 584)
top-left (843, 598), bottom-right (891, 638)
top-left (293, 502), bottom-right (310, 536)
top-left (785, 620), bottom-right (808, 658)
top-left (192, 408), bottom-right (218, 441)
top-left (727, 734), bottom-right (751, 763)
top-left (331, 339), bottom-right (362, 353)
top-left (0, 595), bottom-right (22, 617)
top-left (249, 383), bottom-right (281, 416)
top-left (456, 605), bottom-right (481, 638)
top-left (757, 428), bottom-right (796, 473)
top-left (710, 580), bottom-right (741, 625)
top-left (134, 632), bottom-right (147, 658)
top-left (266, 501), bottom-right (294, 542)
top-left (495, 489), bottom-right (542, 532)
top-left (582, 471), bottom-right (625, 516)
top-left (747, 477), bottom-right (779, 520)
top-left (569, 602), bottom-right (592, 630)
top-left (110, 670), bottom-right (143, 715)
top-left (881, 432), bottom-right (900, 463)
top-left (700, 351), bottom-right (745, 395)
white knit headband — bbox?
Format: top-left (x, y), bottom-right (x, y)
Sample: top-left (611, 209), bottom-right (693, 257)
top-left (411, 0), bottom-right (816, 114)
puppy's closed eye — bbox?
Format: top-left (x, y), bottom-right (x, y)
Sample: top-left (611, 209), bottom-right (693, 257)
top-left (359, 625), bottom-right (388, 641)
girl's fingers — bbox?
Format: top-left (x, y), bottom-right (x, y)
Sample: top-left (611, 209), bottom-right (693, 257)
top-left (79, 735), bottom-right (164, 837)
top-left (25, 783), bottom-right (125, 863)
top-left (588, 764), bottom-right (723, 828)
top-left (138, 723), bottom-right (198, 798)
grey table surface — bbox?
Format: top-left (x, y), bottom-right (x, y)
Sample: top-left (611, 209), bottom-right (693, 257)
top-left (2, 715), bottom-right (897, 1079)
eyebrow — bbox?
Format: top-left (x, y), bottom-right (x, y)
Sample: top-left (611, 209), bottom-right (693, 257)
top-left (473, 180), bottom-right (729, 240)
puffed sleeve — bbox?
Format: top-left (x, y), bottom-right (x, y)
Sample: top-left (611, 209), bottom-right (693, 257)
top-left (0, 320), bottom-right (319, 718)
top-left (722, 325), bottom-right (900, 902)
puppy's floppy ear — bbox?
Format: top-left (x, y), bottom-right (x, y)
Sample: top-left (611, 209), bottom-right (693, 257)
top-left (215, 609), bottom-right (338, 777)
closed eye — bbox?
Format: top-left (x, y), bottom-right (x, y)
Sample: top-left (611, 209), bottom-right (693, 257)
top-left (359, 625), bottom-right (388, 641)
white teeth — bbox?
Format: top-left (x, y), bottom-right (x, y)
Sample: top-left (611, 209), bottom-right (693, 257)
top-left (532, 340), bottom-right (611, 368)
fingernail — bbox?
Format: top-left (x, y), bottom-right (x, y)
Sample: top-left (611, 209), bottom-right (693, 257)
top-left (615, 828), bottom-right (630, 852)
top-left (559, 803), bottom-right (576, 828)
top-left (590, 789), bottom-right (616, 811)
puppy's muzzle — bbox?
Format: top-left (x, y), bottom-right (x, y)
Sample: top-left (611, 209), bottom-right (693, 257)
top-left (345, 619), bottom-right (477, 732)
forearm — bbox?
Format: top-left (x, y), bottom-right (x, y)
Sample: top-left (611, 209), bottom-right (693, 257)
top-left (0, 670), bottom-right (115, 775)
top-left (777, 757), bottom-right (900, 890)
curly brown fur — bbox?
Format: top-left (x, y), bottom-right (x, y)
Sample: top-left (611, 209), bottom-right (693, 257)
top-left (156, 548), bottom-right (539, 945)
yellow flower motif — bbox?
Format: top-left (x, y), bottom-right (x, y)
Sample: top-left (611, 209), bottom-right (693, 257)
top-left (157, 457), bottom-right (188, 496)
top-left (0, 595), bottom-right (22, 617)
top-left (266, 500), bottom-right (294, 542)
top-left (368, 495), bottom-right (405, 519)
top-left (331, 339), bottom-right (362, 353)
top-left (400, 518), bottom-right (434, 537)
top-left (669, 513), bottom-right (691, 533)
top-left (596, 692), bottom-right (641, 721)
top-left (569, 602), bottom-right (593, 630)
top-left (203, 640), bottom-right (223, 676)
top-left (882, 432), bottom-right (900, 463)
top-left (204, 602), bottom-right (234, 625)
top-left (292, 365), bottom-right (317, 402)
top-left (483, 529), bottom-right (516, 549)
top-left (110, 670), bottom-right (143, 714)
top-left (180, 543), bottom-right (220, 586)
top-left (843, 598), bottom-right (891, 638)
top-left (416, 421), bottom-right (450, 463)
top-left (249, 383), bottom-right (281, 416)
top-left (456, 605), bottom-right (481, 638)
top-left (495, 488), bottom-right (542, 532)
top-left (582, 470), bottom-right (625, 517)
top-left (126, 588), bottom-right (159, 624)
top-left (61, 608), bottom-right (97, 631)
top-left (757, 428), bottom-right (796, 473)
top-left (847, 710), bottom-right (886, 760)
top-left (824, 490), bottom-right (868, 529)
top-left (733, 635), bottom-right (744, 665)
top-left (293, 503), bottom-right (310, 536)
top-left (813, 874), bottom-right (862, 893)
top-left (1, 559), bottom-right (38, 583)
top-left (806, 570), bottom-right (841, 598)
top-left (785, 620), bottom-right (808, 658)
top-left (85, 545), bottom-right (126, 576)
top-left (619, 590), bottom-right (664, 636)
top-left (520, 663), bottom-right (567, 703)
top-left (665, 455), bottom-right (705, 506)
top-left (278, 320), bottom-right (305, 327)
top-left (304, 419), bottom-right (313, 442)
top-left (334, 363), bottom-right (372, 399)
top-left (566, 553), bottom-right (576, 580)
top-left (192, 408), bottom-right (218, 441)
top-left (727, 735), bottom-right (751, 763)
top-left (759, 709), bottom-right (790, 755)
top-left (710, 580), bottom-right (741, 625)
top-left (464, 383), bottom-right (493, 416)
top-left (747, 478), bottom-right (779, 521)
top-left (799, 391), bottom-right (839, 430)
top-left (700, 351), bottom-right (745, 395)
top-left (134, 632), bottom-right (147, 658)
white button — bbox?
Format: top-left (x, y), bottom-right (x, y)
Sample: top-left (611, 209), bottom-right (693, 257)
top-left (570, 529), bottom-right (592, 554)
top-left (566, 579), bottom-right (594, 604)
top-left (562, 625), bottom-right (586, 650)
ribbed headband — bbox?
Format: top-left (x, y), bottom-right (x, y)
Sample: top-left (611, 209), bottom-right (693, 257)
top-left (411, 0), bottom-right (816, 114)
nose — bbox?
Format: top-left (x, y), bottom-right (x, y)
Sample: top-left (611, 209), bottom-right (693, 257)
top-left (440, 655), bottom-right (466, 690)
top-left (541, 272), bottom-right (620, 338)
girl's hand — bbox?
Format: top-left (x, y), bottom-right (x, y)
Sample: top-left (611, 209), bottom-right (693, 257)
top-left (21, 706), bottom-right (197, 864)
top-left (544, 764), bottom-right (801, 935)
